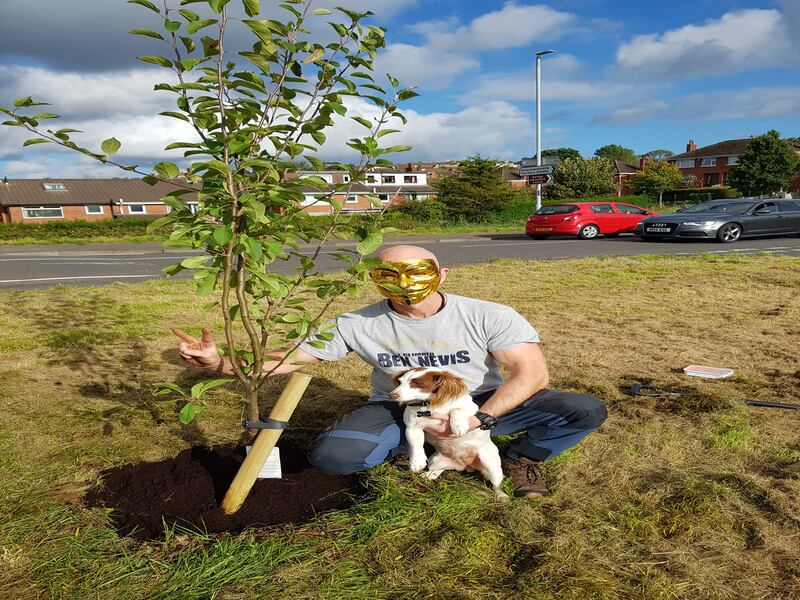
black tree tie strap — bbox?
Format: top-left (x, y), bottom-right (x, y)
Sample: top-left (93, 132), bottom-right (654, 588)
top-left (242, 418), bottom-right (289, 430)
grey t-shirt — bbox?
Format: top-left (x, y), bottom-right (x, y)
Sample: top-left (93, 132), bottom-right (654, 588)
top-left (299, 293), bottom-right (540, 402)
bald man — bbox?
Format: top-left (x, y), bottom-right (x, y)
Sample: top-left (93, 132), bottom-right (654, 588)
top-left (176, 245), bottom-right (606, 498)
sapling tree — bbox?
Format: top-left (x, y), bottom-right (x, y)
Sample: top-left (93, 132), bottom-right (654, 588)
top-left (1, 0), bottom-right (418, 425)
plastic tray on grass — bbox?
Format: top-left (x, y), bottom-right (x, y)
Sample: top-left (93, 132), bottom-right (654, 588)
top-left (683, 365), bottom-right (734, 379)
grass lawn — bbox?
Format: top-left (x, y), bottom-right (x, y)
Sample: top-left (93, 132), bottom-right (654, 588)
top-left (1, 254), bottom-right (799, 599)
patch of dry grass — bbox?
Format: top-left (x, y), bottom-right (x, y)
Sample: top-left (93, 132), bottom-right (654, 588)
top-left (1, 254), bottom-right (799, 598)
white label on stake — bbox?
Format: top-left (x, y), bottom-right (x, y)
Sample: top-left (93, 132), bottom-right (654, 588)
top-left (245, 445), bottom-right (282, 479)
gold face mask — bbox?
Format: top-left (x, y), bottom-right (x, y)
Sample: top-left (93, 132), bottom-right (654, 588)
top-left (370, 259), bottom-right (441, 305)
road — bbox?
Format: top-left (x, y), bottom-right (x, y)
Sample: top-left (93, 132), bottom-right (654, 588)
top-left (1, 233), bottom-right (799, 290)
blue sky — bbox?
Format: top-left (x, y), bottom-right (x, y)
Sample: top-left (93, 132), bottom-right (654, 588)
top-left (1, 0), bottom-right (798, 177)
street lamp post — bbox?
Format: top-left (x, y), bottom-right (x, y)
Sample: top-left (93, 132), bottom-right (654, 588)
top-left (535, 49), bottom-right (555, 211)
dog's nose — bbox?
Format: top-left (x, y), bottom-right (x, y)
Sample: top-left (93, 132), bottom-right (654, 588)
top-left (388, 391), bottom-right (399, 400)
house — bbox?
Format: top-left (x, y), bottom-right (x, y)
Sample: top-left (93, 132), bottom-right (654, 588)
top-left (613, 160), bottom-right (640, 196)
top-left (0, 178), bottom-right (197, 223)
top-left (295, 168), bottom-right (436, 215)
top-left (0, 170), bottom-right (436, 223)
top-left (668, 138), bottom-right (800, 191)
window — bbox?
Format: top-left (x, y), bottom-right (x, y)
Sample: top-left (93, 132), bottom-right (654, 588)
top-left (366, 174), bottom-right (378, 184)
top-left (778, 201), bottom-right (800, 212)
top-left (535, 204), bottom-right (578, 215)
top-left (675, 159), bottom-right (694, 168)
top-left (379, 194), bottom-right (389, 203)
top-left (701, 158), bottom-right (717, 167)
top-left (42, 182), bottom-right (67, 190)
top-left (343, 175), bottom-right (350, 183)
top-left (22, 206), bottom-right (63, 218)
top-left (85, 205), bottom-right (103, 215)
top-left (404, 175), bottom-right (417, 184)
top-left (727, 156), bottom-right (739, 166)
top-left (616, 204), bottom-right (647, 215)
top-left (405, 193), bottom-right (418, 201)
top-left (301, 195), bottom-right (317, 206)
top-left (128, 204), bottom-right (146, 214)
top-left (381, 175), bottom-right (395, 184)
top-left (345, 195), bottom-right (358, 203)
top-left (754, 202), bottom-right (777, 214)
top-left (590, 204), bottom-right (614, 214)
top-left (187, 202), bottom-right (199, 214)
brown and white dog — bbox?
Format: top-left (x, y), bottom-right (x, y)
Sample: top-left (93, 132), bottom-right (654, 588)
top-left (389, 368), bottom-right (508, 499)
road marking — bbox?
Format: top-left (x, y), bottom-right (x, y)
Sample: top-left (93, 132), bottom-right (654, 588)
top-left (0, 274), bottom-right (155, 284)
top-left (0, 255), bottom-right (193, 262)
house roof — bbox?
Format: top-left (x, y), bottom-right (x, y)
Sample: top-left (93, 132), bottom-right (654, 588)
top-left (671, 139), bottom-right (800, 160)
top-left (298, 183), bottom-right (435, 195)
top-left (500, 167), bottom-right (524, 181)
top-left (613, 160), bottom-right (640, 175)
top-left (0, 178), bottom-right (197, 207)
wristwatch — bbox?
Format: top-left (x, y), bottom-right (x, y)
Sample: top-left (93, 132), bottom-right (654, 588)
top-left (474, 411), bottom-right (499, 430)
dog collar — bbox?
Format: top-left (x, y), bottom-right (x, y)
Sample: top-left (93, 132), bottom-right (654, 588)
top-left (406, 400), bottom-right (431, 417)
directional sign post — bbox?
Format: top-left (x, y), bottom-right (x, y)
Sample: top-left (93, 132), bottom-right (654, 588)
top-left (527, 174), bottom-right (554, 186)
top-left (519, 164), bottom-right (555, 177)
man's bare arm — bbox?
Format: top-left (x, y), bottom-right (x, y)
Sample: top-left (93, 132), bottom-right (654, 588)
top-left (173, 328), bottom-right (322, 376)
top-left (425, 342), bottom-right (549, 437)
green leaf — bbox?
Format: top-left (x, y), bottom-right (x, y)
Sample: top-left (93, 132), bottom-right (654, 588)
top-left (195, 273), bottom-right (217, 296)
top-left (208, 0), bottom-right (230, 13)
top-left (191, 378), bottom-right (235, 398)
top-left (204, 160), bottom-right (229, 174)
top-left (351, 116), bottom-right (372, 129)
top-left (381, 145), bottom-right (413, 154)
top-left (22, 138), bottom-right (50, 147)
top-left (146, 213), bottom-right (180, 234)
top-left (101, 137), bottom-right (121, 155)
top-left (13, 97), bottom-right (33, 108)
top-left (178, 402), bottom-right (202, 424)
top-left (212, 226), bottom-right (233, 245)
top-left (180, 36), bottom-right (196, 52)
top-left (387, 73), bottom-right (399, 88)
top-left (154, 161), bottom-right (180, 178)
top-left (164, 19), bottom-right (182, 32)
top-left (186, 18), bottom-right (217, 34)
top-left (355, 229), bottom-right (383, 255)
top-left (127, 0), bottom-right (160, 13)
top-left (129, 27), bottom-right (165, 40)
top-left (242, 0), bottom-right (260, 17)
top-left (304, 47), bottom-right (325, 64)
top-left (181, 255), bottom-right (209, 269)
top-left (153, 382), bottom-right (187, 397)
top-left (178, 9), bottom-right (199, 21)
top-left (312, 8), bottom-right (332, 15)
top-left (137, 55), bottom-right (172, 67)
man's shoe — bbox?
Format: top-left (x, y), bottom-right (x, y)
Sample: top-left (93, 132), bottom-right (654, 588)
top-left (500, 454), bottom-right (548, 498)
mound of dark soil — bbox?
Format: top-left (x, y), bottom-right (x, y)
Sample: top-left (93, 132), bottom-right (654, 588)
top-left (84, 444), bottom-right (359, 540)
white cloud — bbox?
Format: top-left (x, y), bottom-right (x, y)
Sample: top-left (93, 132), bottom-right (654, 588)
top-left (669, 86), bottom-right (800, 121)
top-left (320, 97), bottom-right (535, 162)
top-left (461, 55), bottom-right (635, 104)
top-left (615, 9), bottom-right (797, 79)
top-left (377, 3), bottom-right (577, 88)
top-left (594, 99), bottom-right (667, 124)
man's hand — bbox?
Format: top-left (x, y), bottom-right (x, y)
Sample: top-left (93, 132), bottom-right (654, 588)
top-left (172, 327), bottom-right (223, 371)
top-left (423, 412), bottom-right (481, 438)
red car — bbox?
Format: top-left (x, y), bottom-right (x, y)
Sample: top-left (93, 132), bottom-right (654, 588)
top-left (525, 201), bottom-right (658, 239)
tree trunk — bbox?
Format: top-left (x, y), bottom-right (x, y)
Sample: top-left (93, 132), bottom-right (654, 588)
top-left (246, 384), bottom-right (259, 422)
top-left (658, 190), bottom-right (663, 207)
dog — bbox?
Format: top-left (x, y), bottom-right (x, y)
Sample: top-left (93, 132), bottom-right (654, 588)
top-left (389, 367), bottom-right (508, 500)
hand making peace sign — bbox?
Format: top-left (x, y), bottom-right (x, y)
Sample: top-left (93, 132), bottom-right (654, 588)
top-left (172, 327), bottom-right (223, 370)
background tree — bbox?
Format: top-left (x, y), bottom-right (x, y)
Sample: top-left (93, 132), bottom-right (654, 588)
top-left (631, 160), bottom-right (683, 206)
top-left (548, 157), bottom-right (614, 199)
top-left (1, 0), bottom-right (418, 427)
top-left (728, 130), bottom-right (800, 196)
top-left (594, 144), bottom-right (638, 164)
top-left (643, 149), bottom-right (674, 161)
top-left (541, 147), bottom-right (581, 161)
top-left (432, 155), bottom-right (510, 222)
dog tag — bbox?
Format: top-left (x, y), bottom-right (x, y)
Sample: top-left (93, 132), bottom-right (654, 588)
top-left (245, 445), bottom-right (282, 479)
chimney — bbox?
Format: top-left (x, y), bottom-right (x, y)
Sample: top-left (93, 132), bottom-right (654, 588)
top-left (686, 140), bottom-right (697, 153)
top-left (639, 157), bottom-right (648, 169)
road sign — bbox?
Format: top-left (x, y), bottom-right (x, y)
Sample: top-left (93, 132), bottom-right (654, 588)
top-left (519, 164), bottom-right (555, 176)
top-left (527, 174), bottom-right (554, 186)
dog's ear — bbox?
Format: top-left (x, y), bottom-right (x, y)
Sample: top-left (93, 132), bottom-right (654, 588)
top-left (392, 369), bottom-right (410, 385)
top-left (431, 371), bottom-right (467, 405)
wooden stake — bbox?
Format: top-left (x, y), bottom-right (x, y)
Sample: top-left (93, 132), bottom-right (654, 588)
top-left (221, 372), bottom-right (313, 515)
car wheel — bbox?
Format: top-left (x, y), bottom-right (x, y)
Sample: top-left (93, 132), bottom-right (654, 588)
top-left (716, 222), bottom-right (742, 243)
top-left (604, 232), bottom-right (620, 238)
top-left (527, 234), bottom-right (549, 240)
top-left (578, 224), bottom-right (600, 239)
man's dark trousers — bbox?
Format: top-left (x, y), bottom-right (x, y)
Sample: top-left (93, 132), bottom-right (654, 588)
top-left (309, 389), bottom-right (608, 475)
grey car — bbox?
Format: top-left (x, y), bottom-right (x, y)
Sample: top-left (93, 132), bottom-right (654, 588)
top-left (635, 199), bottom-right (800, 243)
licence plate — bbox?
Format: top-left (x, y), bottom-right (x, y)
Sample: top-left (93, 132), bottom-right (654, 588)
top-left (534, 227), bottom-right (554, 232)
top-left (646, 227), bottom-right (671, 233)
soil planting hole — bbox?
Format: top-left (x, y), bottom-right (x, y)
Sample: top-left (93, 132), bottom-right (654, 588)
top-left (84, 444), bottom-right (360, 540)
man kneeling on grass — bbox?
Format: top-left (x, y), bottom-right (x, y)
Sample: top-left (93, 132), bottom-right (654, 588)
top-left (174, 245), bottom-right (607, 498)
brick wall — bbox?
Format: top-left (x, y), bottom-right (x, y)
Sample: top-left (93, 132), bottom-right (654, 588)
top-left (671, 156), bottom-right (737, 187)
